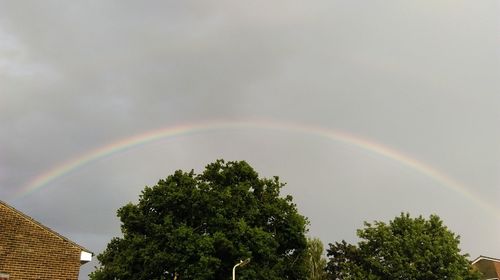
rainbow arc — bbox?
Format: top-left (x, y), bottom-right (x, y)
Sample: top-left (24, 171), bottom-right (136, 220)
top-left (14, 119), bottom-right (497, 218)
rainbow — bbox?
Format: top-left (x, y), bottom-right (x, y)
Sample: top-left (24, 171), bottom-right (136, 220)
top-left (13, 119), bottom-right (497, 216)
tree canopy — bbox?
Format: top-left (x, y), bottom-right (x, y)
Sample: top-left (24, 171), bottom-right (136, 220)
top-left (90, 160), bottom-right (309, 280)
top-left (306, 237), bottom-right (328, 280)
top-left (326, 213), bottom-right (480, 280)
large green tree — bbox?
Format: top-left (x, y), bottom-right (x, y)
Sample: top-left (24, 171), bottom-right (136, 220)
top-left (90, 160), bottom-right (309, 280)
top-left (326, 213), bottom-right (481, 280)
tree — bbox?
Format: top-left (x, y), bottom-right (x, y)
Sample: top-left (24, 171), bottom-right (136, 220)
top-left (90, 160), bottom-right (309, 280)
top-left (326, 213), bottom-right (481, 280)
top-left (306, 237), bottom-right (327, 280)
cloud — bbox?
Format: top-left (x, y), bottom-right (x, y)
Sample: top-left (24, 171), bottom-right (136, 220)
top-left (0, 2), bottom-right (499, 279)
top-left (0, 28), bottom-right (56, 79)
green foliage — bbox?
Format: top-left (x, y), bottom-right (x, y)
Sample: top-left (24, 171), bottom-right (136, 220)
top-left (306, 237), bottom-right (327, 280)
top-left (326, 213), bottom-right (481, 280)
top-left (90, 160), bottom-right (309, 280)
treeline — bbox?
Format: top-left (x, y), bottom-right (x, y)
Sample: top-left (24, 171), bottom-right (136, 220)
top-left (90, 160), bottom-right (480, 280)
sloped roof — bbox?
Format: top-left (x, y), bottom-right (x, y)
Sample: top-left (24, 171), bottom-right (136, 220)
top-left (472, 255), bottom-right (500, 279)
top-left (0, 200), bottom-right (93, 256)
top-left (473, 256), bottom-right (500, 265)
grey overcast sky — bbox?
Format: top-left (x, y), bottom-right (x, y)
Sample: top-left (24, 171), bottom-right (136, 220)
top-left (1, 1), bottom-right (499, 279)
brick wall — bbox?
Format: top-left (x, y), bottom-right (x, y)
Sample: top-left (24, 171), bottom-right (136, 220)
top-left (494, 261), bottom-right (500, 278)
top-left (472, 257), bottom-right (500, 280)
top-left (0, 202), bottom-right (83, 280)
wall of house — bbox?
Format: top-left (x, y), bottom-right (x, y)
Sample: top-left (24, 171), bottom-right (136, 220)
top-left (472, 259), bottom-right (500, 280)
top-left (0, 203), bottom-right (82, 280)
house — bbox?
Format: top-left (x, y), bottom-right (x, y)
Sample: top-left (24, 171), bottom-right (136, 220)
top-left (0, 200), bottom-right (92, 280)
top-left (472, 256), bottom-right (500, 280)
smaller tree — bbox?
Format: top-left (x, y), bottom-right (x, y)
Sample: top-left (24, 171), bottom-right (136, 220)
top-left (306, 237), bottom-right (327, 280)
top-left (326, 213), bottom-right (481, 280)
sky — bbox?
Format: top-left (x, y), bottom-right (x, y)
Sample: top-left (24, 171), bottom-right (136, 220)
top-left (0, 1), bottom-right (499, 279)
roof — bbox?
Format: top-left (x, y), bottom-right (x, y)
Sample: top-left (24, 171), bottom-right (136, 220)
top-left (472, 256), bottom-right (500, 265)
top-left (472, 255), bottom-right (500, 280)
top-left (0, 200), bottom-right (93, 256)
